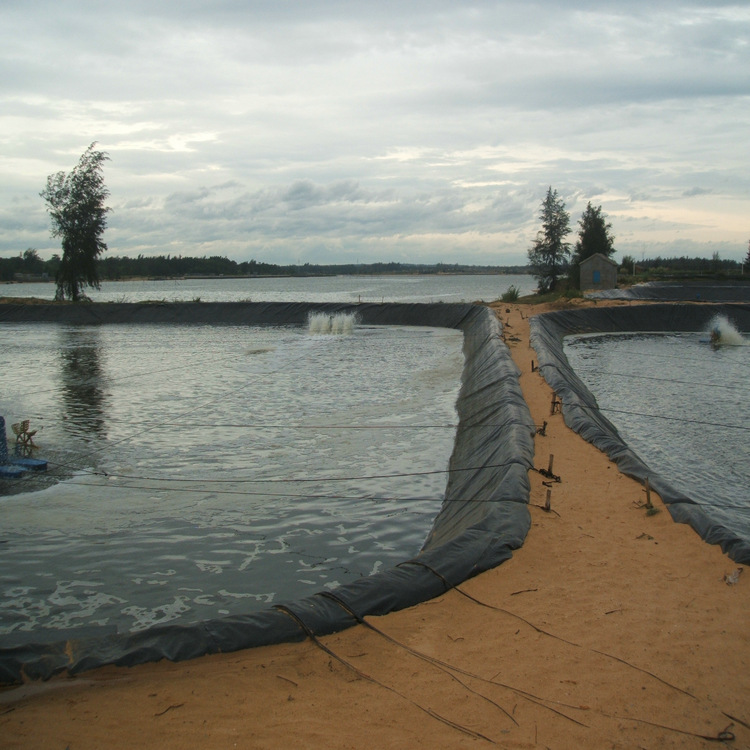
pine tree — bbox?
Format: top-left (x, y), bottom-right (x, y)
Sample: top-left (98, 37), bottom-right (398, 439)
top-left (527, 187), bottom-right (571, 294)
top-left (570, 202), bottom-right (615, 288)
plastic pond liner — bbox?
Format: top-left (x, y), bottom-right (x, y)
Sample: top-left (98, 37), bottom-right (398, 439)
top-left (0, 301), bottom-right (534, 684)
top-left (530, 302), bottom-right (750, 565)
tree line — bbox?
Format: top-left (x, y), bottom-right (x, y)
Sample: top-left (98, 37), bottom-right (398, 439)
top-left (1, 251), bottom-right (529, 285)
top-left (6, 246), bottom-right (742, 288)
top-left (619, 253), bottom-right (744, 274)
top-left (7, 145), bottom-right (746, 298)
top-left (527, 187), bottom-right (748, 293)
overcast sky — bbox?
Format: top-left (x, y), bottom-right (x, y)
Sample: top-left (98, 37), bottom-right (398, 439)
top-left (1, 1), bottom-right (748, 266)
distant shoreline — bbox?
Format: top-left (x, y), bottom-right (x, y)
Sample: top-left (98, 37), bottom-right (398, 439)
top-left (2, 270), bottom-right (529, 285)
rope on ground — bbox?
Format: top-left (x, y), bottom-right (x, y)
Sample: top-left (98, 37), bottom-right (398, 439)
top-left (451, 584), bottom-right (697, 701)
top-left (318, 591), bottom-right (519, 727)
top-left (272, 603), bottom-right (496, 745)
top-left (392, 573), bottom-right (738, 742)
top-left (402, 560), bottom-right (697, 702)
top-left (722, 711), bottom-right (750, 731)
top-left (599, 713), bottom-right (735, 743)
top-left (318, 589), bottom-right (589, 729)
top-left (398, 559), bottom-right (452, 590)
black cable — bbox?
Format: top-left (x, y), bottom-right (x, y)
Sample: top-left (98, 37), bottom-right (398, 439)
top-left (45, 477), bottom-right (434, 503)
top-left (18, 339), bottom-right (325, 476)
top-left (56, 457), bottom-right (529, 486)
top-left (565, 334), bottom-right (750, 371)
top-left (13, 418), bottom-right (459, 431)
top-left (13, 417), bottom-right (532, 432)
top-left (577, 368), bottom-right (750, 394)
top-left (8, 322), bottom-right (472, 474)
top-left (596, 405), bottom-right (750, 432)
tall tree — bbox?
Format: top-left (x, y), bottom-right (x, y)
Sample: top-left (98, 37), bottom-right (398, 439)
top-left (40, 143), bottom-right (110, 301)
top-left (527, 186), bottom-right (571, 294)
top-left (570, 202), bottom-right (615, 288)
top-left (22, 248), bottom-right (44, 274)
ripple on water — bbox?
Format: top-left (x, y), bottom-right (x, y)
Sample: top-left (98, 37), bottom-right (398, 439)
top-left (1, 323), bottom-right (463, 636)
top-left (564, 330), bottom-right (750, 546)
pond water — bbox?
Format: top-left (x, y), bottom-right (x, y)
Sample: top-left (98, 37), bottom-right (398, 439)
top-left (564, 320), bottom-right (750, 548)
top-left (0, 273), bottom-right (535, 305)
top-left (0, 319), bottom-right (463, 636)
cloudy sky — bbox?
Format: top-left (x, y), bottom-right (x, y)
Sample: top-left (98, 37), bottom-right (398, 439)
top-left (1, 1), bottom-right (748, 266)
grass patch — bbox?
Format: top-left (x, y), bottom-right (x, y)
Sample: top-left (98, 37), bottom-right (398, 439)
top-left (564, 287), bottom-right (584, 299)
top-left (500, 285), bottom-right (521, 302)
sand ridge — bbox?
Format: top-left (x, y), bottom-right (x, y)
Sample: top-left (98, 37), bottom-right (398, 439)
top-left (1, 300), bottom-right (748, 749)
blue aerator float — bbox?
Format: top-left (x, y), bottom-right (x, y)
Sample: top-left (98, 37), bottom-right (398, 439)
top-left (0, 416), bottom-right (47, 478)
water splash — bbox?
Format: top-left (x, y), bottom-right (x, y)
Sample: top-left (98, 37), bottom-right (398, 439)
top-left (706, 314), bottom-right (747, 346)
top-left (308, 312), bottom-right (358, 335)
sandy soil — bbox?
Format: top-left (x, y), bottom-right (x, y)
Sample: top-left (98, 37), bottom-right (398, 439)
top-left (1, 300), bottom-right (748, 749)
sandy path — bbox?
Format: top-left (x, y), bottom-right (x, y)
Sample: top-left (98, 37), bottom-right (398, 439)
top-left (1, 301), bottom-right (748, 749)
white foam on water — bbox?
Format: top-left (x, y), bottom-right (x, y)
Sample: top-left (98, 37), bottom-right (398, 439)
top-left (307, 311), bottom-right (359, 335)
top-left (0, 322), bottom-right (463, 635)
top-left (706, 314), bottom-right (747, 346)
top-left (564, 331), bottom-right (750, 550)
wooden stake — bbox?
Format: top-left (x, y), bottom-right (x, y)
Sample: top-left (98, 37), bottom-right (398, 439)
top-left (551, 393), bottom-right (561, 414)
top-left (547, 454), bottom-right (554, 475)
top-left (644, 477), bottom-right (652, 509)
top-left (544, 489), bottom-right (551, 512)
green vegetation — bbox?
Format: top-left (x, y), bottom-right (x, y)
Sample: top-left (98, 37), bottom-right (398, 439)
top-left (4, 250), bottom-right (747, 289)
top-left (501, 284), bottom-right (521, 302)
top-left (618, 254), bottom-right (745, 283)
top-left (527, 187), bottom-right (571, 294)
top-left (526, 188), bottom-right (745, 292)
top-left (1, 255), bottom-right (529, 284)
top-left (563, 287), bottom-right (584, 299)
top-left (569, 202), bottom-right (616, 289)
top-left (40, 143), bottom-right (110, 301)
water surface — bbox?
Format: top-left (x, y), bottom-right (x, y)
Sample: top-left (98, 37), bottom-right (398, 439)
top-left (0, 321), bottom-right (463, 635)
top-left (1, 273), bottom-right (535, 304)
top-left (564, 329), bottom-right (750, 546)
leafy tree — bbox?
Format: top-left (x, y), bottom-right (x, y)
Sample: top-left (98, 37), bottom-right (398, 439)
top-left (569, 202), bottom-right (616, 288)
top-left (40, 143), bottom-right (110, 301)
top-left (745, 239), bottom-right (750, 268)
top-left (620, 254), bottom-right (636, 273)
top-left (527, 186), bottom-right (571, 294)
top-left (20, 248), bottom-right (46, 276)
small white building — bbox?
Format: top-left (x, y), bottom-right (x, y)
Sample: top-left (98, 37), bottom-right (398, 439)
top-left (579, 253), bottom-right (618, 291)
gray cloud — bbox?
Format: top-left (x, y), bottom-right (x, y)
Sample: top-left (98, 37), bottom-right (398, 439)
top-left (1, 0), bottom-right (748, 265)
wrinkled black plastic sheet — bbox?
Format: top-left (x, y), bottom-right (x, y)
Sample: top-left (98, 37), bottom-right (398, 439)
top-left (590, 282), bottom-right (750, 302)
top-left (0, 302), bottom-right (534, 684)
top-left (530, 303), bottom-right (750, 564)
